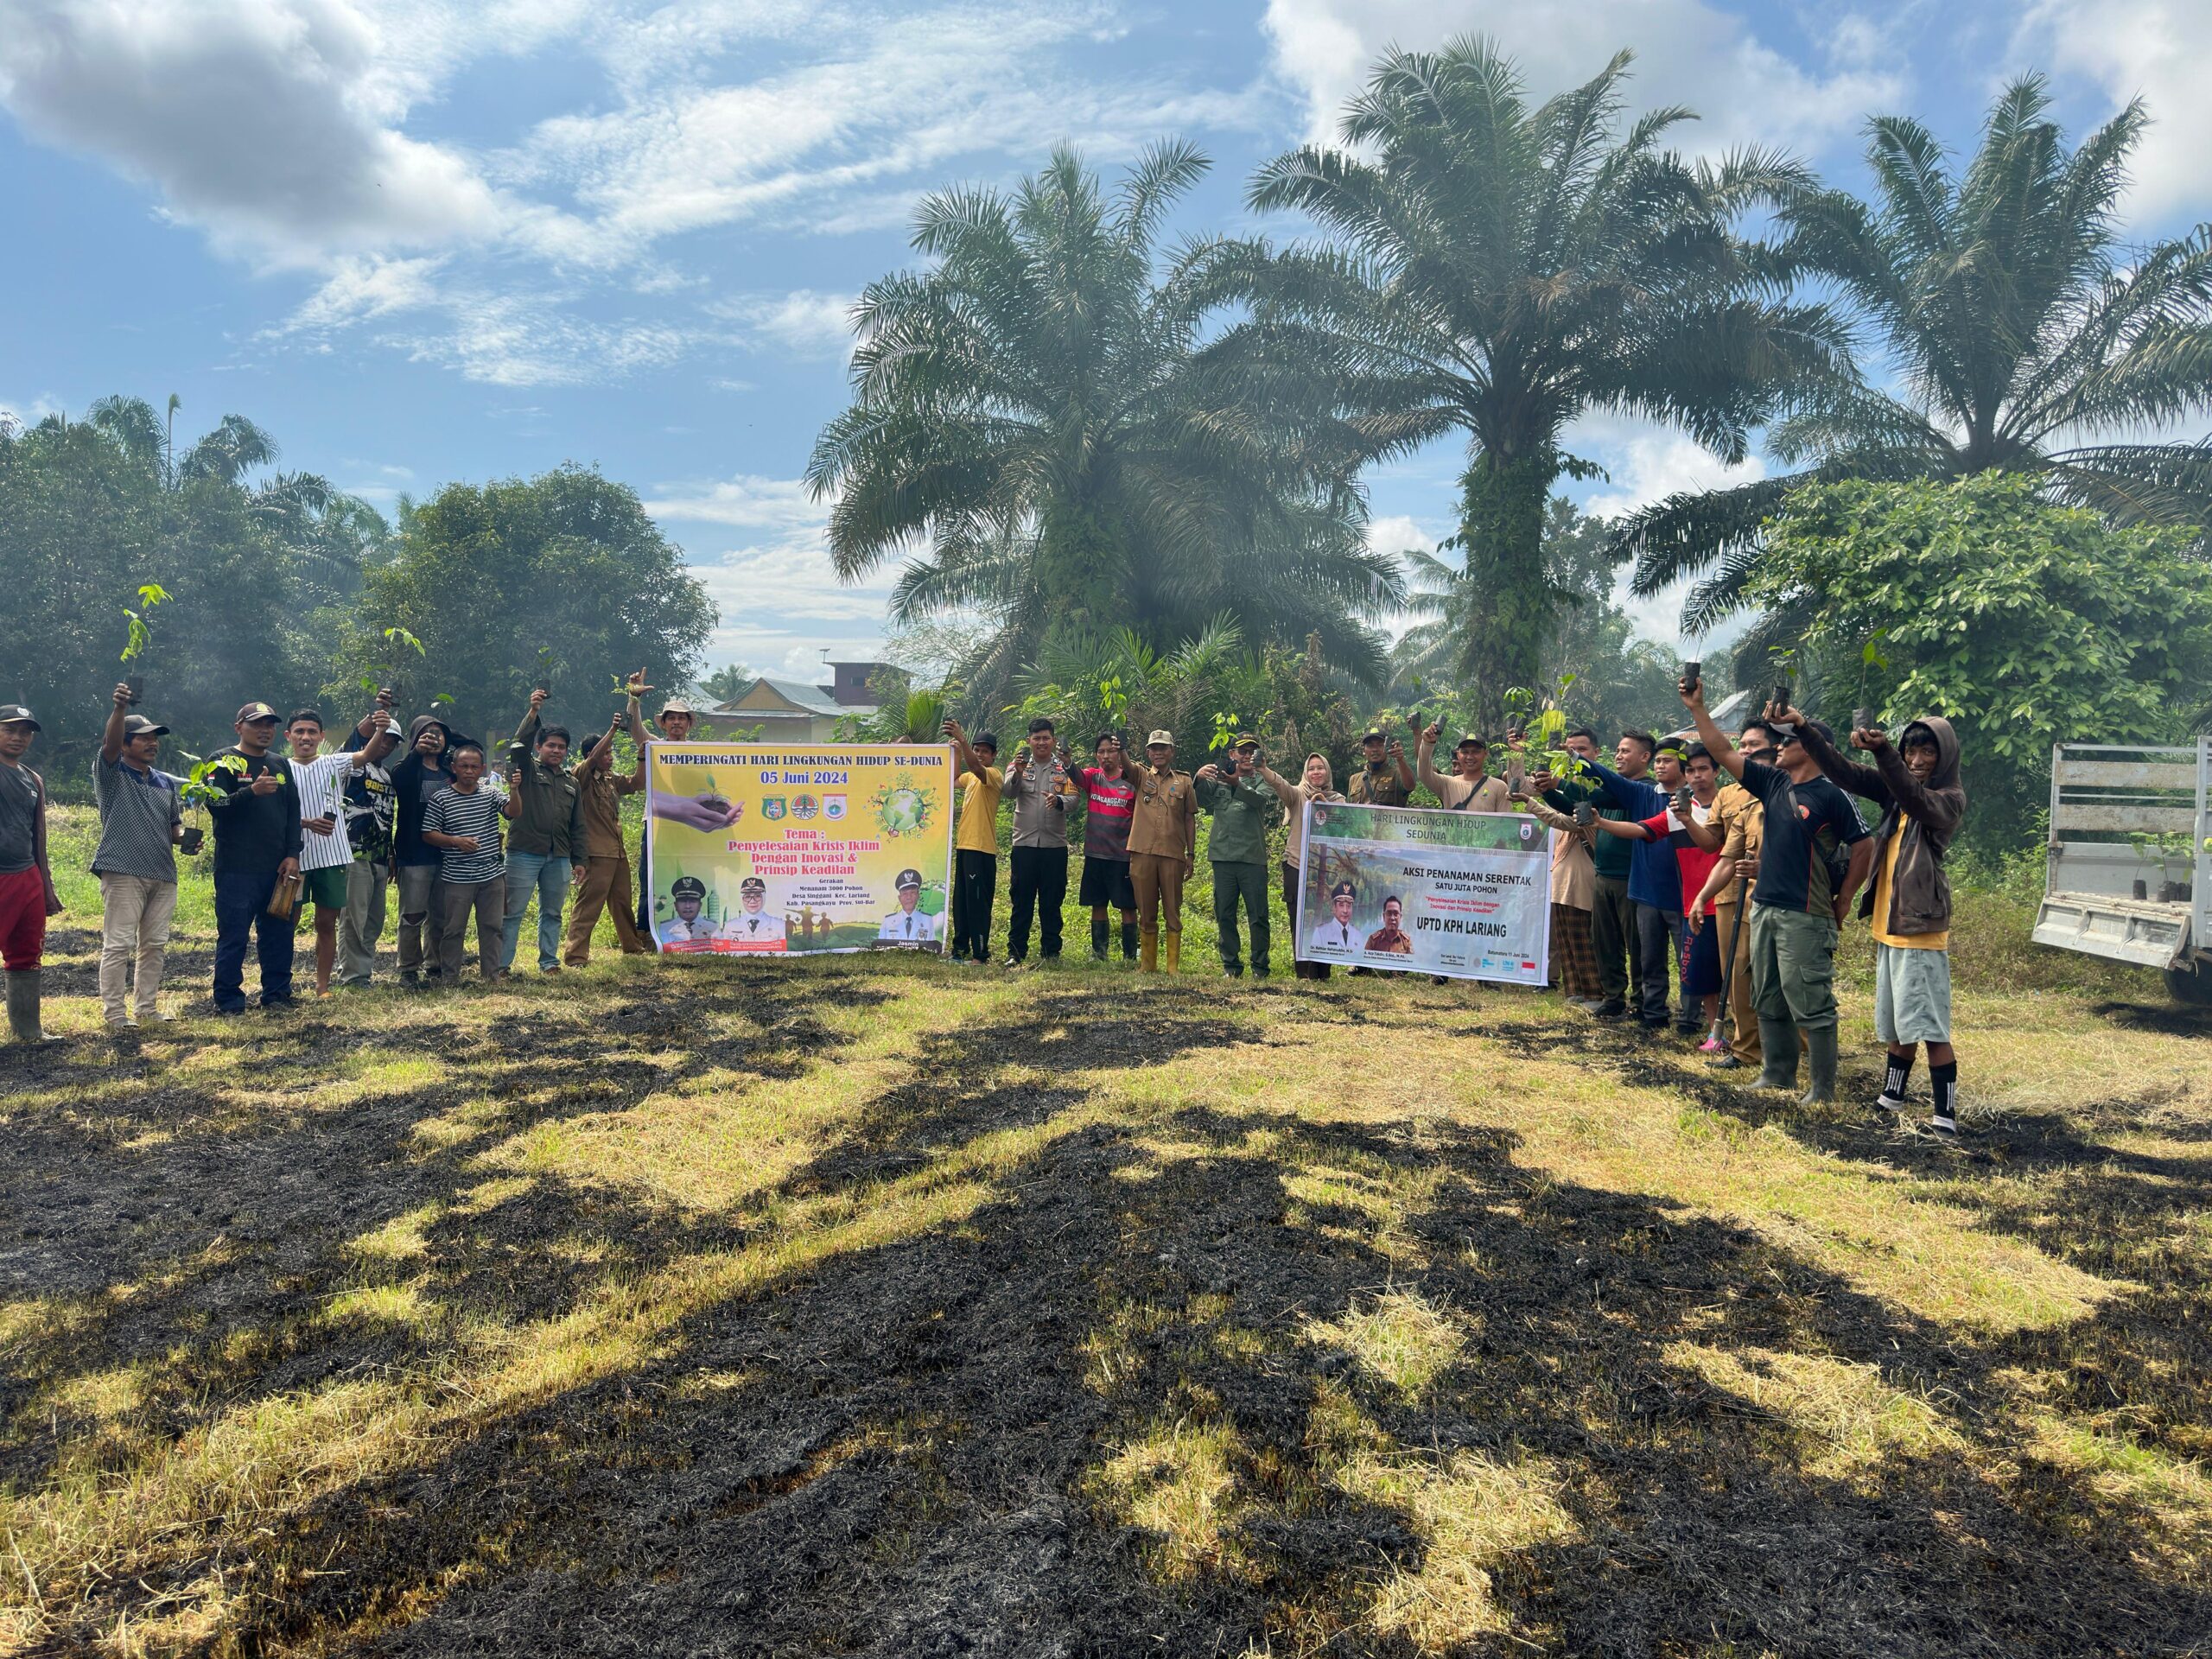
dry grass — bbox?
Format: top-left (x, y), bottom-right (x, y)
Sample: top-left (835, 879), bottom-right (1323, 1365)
top-left (1, 901), bottom-right (2209, 1656)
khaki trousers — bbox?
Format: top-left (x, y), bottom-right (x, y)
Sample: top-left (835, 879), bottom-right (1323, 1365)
top-left (565, 855), bottom-right (648, 963)
top-left (1714, 901), bottom-right (1759, 1062)
top-left (97, 872), bottom-right (178, 1021)
top-left (1130, 852), bottom-right (1187, 938)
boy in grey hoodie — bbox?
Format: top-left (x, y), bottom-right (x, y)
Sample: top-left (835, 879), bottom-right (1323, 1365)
top-left (1795, 711), bottom-right (1968, 1135)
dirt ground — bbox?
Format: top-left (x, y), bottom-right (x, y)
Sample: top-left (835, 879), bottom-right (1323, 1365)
top-left (3, 923), bottom-right (2210, 1657)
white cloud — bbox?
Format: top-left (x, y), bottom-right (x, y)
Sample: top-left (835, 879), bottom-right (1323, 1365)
top-left (2014, 0), bottom-right (2212, 226)
top-left (1365, 512), bottom-right (1440, 562)
top-left (1260, 0), bottom-right (1904, 162)
top-left (711, 289), bottom-right (857, 359)
top-left (644, 473), bottom-right (823, 531)
top-left (1573, 415), bottom-right (1765, 645)
top-left (0, 0), bottom-right (537, 266)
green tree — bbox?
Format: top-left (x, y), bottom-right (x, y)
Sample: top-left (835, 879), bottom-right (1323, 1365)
top-left (1225, 38), bottom-right (1838, 723)
top-left (699, 663), bottom-right (759, 706)
top-left (1751, 474), bottom-right (2212, 846)
top-left (335, 467), bottom-right (715, 741)
top-left (804, 142), bottom-right (1402, 711)
top-left (1622, 76), bottom-right (2212, 630)
top-left (0, 401), bottom-right (384, 778)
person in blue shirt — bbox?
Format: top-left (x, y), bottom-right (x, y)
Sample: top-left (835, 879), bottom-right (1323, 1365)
top-left (1550, 732), bottom-right (1691, 1033)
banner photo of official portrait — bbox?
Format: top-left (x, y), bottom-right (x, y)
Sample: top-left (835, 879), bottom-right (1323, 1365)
top-left (643, 744), bottom-right (955, 955)
top-left (1296, 801), bottom-right (1551, 984)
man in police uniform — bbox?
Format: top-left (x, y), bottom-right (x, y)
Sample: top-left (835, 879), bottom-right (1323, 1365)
top-left (657, 874), bottom-right (718, 951)
top-left (720, 874), bottom-right (786, 949)
top-left (878, 867), bottom-right (938, 944)
top-left (1308, 880), bottom-right (1360, 956)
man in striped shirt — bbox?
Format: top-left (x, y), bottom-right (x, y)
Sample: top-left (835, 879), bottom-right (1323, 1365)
top-left (422, 742), bottom-right (508, 982)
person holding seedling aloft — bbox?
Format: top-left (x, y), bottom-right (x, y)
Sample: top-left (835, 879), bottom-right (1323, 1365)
top-left (92, 682), bottom-right (187, 1026)
top-left (1785, 702), bottom-right (1968, 1137)
top-left (944, 717), bottom-right (1003, 963)
top-left (285, 706), bottom-right (398, 995)
top-left (205, 702), bottom-right (302, 1014)
top-left (503, 689), bottom-right (588, 976)
top-left (1585, 746), bottom-right (1728, 1038)
top-left (423, 741), bottom-right (508, 982)
top-left (0, 703), bottom-right (63, 1043)
top-left (1688, 721), bottom-right (1775, 1066)
top-left (1681, 676), bottom-right (1872, 1104)
top-left (1195, 736), bottom-right (1279, 978)
top-left (565, 677), bottom-right (652, 965)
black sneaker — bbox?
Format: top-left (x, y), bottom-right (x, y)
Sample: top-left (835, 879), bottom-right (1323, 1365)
top-left (1593, 999), bottom-right (1629, 1020)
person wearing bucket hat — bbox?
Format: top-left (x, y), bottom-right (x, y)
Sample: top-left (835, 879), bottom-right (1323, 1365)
top-left (0, 702), bottom-right (63, 1043)
top-left (92, 681), bottom-right (187, 1026)
top-left (657, 873), bottom-right (719, 951)
top-left (205, 700), bottom-right (303, 1014)
top-left (1126, 728), bottom-right (1196, 972)
top-left (878, 866), bottom-right (938, 945)
top-left (635, 675), bottom-right (700, 937)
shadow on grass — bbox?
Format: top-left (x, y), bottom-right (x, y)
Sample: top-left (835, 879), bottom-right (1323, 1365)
top-left (4, 982), bottom-right (2207, 1656)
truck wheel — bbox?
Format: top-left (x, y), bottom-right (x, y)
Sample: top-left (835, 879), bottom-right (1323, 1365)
top-left (2167, 959), bottom-right (2212, 1006)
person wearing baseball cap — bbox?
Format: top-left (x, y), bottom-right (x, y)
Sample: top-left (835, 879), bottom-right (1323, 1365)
top-left (657, 873), bottom-right (718, 951)
top-left (1126, 728), bottom-right (1195, 972)
top-left (719, 872), bottom-right (787, 950)
top-left (205, 699), bottom-right (302, 1014)
top-left (877, 866), bottom-right (938, 945)
top-left (1195, 736), bottom-right (1277, 977)
top-left (0, 702), bottom-right (63, 1043)
top-left (1347, 726), bottom-right (1413, 807)
top-left (92, 680), bottom-right (187, 1027)
top-left (1414, 722), bottom-right (1510, 814)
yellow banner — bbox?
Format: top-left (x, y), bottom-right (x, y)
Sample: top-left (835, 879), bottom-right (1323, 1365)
top-left (643, 744), bottom-right (955, 955)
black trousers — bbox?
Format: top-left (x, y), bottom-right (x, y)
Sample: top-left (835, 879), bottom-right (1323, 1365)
top-left (1590, 874), bottom-right (1634, 1003)
top-left (1007, 845), bottom-right (1068, 960)
top-left (1632, 900), bottom-right (1687, 1025)
top-left (952, 849), bottom-right (998, 959)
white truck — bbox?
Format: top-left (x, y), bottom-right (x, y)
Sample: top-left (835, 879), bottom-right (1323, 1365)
top-left (2032, 739), bottom-right (2212, 1003)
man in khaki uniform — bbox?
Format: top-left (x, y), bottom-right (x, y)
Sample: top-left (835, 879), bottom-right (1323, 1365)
top-left (1416, 725), bottom-right (1511, 812)
top-left (1126, 728), bottom-right (1196, 973)
top-left (1690, 721), bottom-right (1773, 1069)
top-left (565, 683), bottom-right (651, 964)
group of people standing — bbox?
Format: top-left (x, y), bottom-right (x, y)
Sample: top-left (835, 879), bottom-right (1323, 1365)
top-left (1, 671), bottom-right (1966, 1135)
top-left (0, 671), bottom-right (699, 1038)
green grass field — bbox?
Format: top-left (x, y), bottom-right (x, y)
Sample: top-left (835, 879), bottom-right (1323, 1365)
top-left (5, 808), bottom-right (2207, 1656)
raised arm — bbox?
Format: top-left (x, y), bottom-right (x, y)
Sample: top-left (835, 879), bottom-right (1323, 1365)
top-left (101, 683), bottom-right (130, 763)
top-left (1414, 721), bottom-right (1449, 798)
top-left (1867, 729), bottom-right (1965, 836)
top-left (1255, 760), bottom-right (1299, 810)
top-left (1389, 739), bottom-right (1414, 794)
top-left (1789, 709), bottom-right (1886, 804)
top-left (1680, 678), bottom-right (1743, 781)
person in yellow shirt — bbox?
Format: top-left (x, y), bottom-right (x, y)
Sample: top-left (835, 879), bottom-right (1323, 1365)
top-left (944, 718), bottom-right (1002, 964)
top-left (1791, 709), bottom-right (1967, 1136)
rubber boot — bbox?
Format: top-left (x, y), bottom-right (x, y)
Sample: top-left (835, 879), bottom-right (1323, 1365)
top-left (1139, 931), bottom-right (1159, 973)
top-left (1121, 922), bottom-right (1139, 962)
top-left (1090, 917), bottom-right (1109, 961)
top-left (5, 969), bottom-right (57, 1045)
top-left (1799, 1026), bottom-right (1840, 1106)
top-left (1753, 1020), bottom-right (1798, 1090)
top-left (1164, 935), bottom-right (1180, 975)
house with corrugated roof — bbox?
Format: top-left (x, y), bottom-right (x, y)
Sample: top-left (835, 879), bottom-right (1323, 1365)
top-left (707, 661), bottom-right (888, 741)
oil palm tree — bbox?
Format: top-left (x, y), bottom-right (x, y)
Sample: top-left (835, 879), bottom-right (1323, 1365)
top-left (1219, 37), bottom-right (1841, 722)
top-left (1620, 76), bottom-right (2212, 632)
top-left (804, 141), bottom-right (1400, 711)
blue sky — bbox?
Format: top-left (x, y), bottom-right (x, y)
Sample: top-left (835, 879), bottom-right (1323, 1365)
top-left (3, 0), bottom-right (2203, 684)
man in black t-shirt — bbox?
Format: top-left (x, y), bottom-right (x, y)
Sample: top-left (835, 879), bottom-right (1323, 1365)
top-left (1682, 680), bottom-right (1872, 1103)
